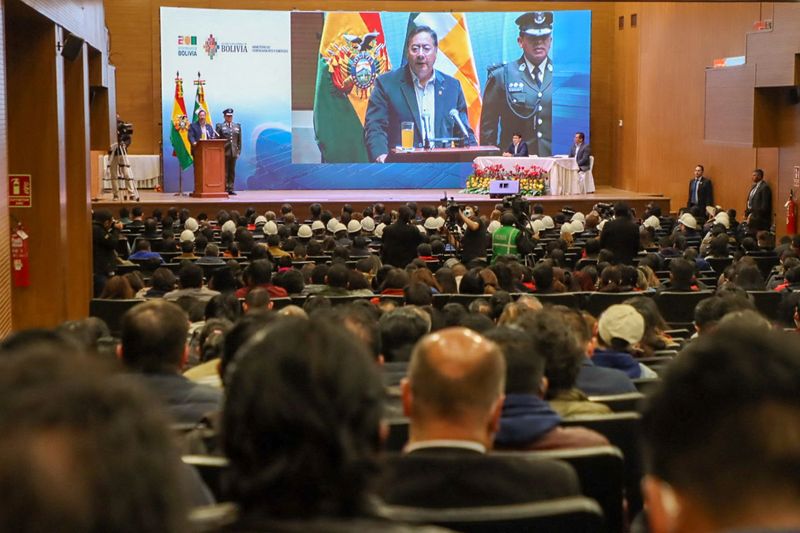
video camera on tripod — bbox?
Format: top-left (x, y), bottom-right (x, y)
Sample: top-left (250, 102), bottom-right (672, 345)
top-left (108, 118), bottom-right (139, 202)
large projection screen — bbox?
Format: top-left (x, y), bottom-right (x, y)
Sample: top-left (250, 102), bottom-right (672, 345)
top-left (160, 8), bottom-right (590, 191)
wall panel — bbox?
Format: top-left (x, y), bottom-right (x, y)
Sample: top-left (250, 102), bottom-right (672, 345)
top-left (633, 2), bottom-right (762, 213)
top-left (0, 0), bottom-right (11, 335)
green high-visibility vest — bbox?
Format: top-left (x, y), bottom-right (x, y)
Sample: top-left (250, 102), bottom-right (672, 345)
top-left (492, 225), bottom-right (520, 263)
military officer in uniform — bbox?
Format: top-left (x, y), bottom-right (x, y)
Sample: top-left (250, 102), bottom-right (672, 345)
top-left (215, 108), bottom-right (242, 195)
top-left (480, 11), bottom-right (554, 157)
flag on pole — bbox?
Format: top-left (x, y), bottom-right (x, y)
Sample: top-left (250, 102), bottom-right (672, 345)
top-left (404, 13), bottom-right (482, 139)
top-left (313, 12), bottom-right (390, 162)
top-left (170, 72), bottom-right (193, 170)
top-left (192, 72), bottom-right (212, 124)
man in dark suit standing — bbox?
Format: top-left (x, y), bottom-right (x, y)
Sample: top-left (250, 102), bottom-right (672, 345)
top-left (480, 12), bottom-right (554, 156)
top-left (745, 168), bottom-right (772, 231)
top-left (687, 164), bottom-right (714, 212)
top-left (364, 26), bottom-right (476, 163)
top-left (187, 109), bottom-right (216, 152)
top-left (379, 327), bottom-right (580, 508)
top-left (215, 108), bottom-right (242, 195)
top-left (569, 131), bottom-right (591, 171)
top-left (503, 132), bottom-right (529, 157)
top-left (381, 206), bottom-right (422, 268)
top-left (599, 203), bottom-right (641, 265)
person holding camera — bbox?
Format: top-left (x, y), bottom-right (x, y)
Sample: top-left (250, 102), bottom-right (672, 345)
top-left (92, 209), bottom-right (122, 297)
top-left (458, 206), bottom-right (489, 265)
top-left (491, 211), bottom-right (535, 264)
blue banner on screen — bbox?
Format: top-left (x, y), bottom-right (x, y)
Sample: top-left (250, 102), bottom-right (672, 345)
top-left (160, 8), bottom-right (590, 191)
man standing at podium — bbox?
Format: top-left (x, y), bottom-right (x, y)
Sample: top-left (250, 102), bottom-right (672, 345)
top-left (480, 12), bottom-right (554, 157)
top-left (216, 108), bottom-right (242, 195)
top-left (364, 25), bottom-right (476, 163)
top-left (187, 109), bottom-right (216, 151)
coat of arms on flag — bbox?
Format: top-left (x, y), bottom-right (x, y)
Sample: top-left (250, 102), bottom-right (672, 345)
top-left (313, 13), bottom-right (391, 163)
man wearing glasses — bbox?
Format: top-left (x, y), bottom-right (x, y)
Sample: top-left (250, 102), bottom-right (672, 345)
top-left (365, 25), bottom-right (476, 163)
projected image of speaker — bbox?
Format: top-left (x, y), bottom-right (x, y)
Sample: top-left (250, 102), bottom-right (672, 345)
top-left (489, 180), bottom-right (520, 199)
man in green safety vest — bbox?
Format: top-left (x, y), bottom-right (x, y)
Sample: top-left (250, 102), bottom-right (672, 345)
top-left (492, 212), bottom-right (534, 264)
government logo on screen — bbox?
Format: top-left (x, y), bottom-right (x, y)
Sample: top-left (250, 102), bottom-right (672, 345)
top-left (177, 35), bottom-right (198, 56)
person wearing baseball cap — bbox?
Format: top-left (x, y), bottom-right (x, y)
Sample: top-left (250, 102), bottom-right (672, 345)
top-left (592, 304), bottom-right (658, 379)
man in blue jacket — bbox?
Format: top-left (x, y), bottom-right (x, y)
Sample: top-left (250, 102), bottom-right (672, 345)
top-left (364, 25), bottom-right (475, 163)
top-left (187, 109), bottom-right (216, 153)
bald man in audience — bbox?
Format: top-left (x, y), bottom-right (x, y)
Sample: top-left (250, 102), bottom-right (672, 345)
top-left (379, 327), bottom-right (579, 508)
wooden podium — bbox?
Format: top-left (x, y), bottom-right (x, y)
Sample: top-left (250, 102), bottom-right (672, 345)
top-left (191, 139), bottom-right (228, 198)
top-left (385, 145), bottom-right (500, 163)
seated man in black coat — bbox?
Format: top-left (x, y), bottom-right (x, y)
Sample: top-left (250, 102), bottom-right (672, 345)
top-left (379, 327), bottom-right (580, 507)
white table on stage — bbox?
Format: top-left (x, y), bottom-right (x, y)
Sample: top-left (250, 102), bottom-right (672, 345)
top-left (99, 154), bottom-right (161, 190)
top-left (473, 155), bottom-right (595, 195)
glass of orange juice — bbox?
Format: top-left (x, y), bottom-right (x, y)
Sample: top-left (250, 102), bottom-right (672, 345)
top-left (401, 122), bottom-right (414, 150)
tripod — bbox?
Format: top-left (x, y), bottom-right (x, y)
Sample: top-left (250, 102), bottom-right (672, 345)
top-left (108, 141), bottom-right (139, 202)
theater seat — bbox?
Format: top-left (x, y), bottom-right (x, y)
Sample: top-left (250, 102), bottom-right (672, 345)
top-left (381, 496), bottom-right (604, 533)
top-left (561, 412), bottom-right (643, 516)
top-left (532, 292), bottom-right (586, 309)
top-left (587, 392), bottom-right (645, 413)
top-left (583, 292), bottom-right (649, 317)
top-left (654, 291), bottom-right (713, 327)
top-left (89, 298), bottom-right (144, 336)
top-left (747, 290), bottom-right (782, 320)
top-left (497, 447), bottom-right (624, 533)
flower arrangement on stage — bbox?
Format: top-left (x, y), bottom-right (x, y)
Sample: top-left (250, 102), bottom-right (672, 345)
top-left (463, 163), bottom-right (548, 196)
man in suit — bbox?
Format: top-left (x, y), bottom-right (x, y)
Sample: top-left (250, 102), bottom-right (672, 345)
top-left (215, 108), bottom-right (242, 195)
top-left (364, 26), bottom-right (476, 163)
top-left (503, 132), bottom-right (529, 157)
top-left (187, 109), bottom-right (216, 152)
top-left (480, 12), bottom-right (554, 156)
top-left (599, 202), bottom-right (641, 265)
top-left (687, 164), bottom-right (713, 211)
top-left (379, 327), bottom-right (580, 508)
top-left (745, 168), bottom-right (772, 231)
top-left (569, 131), bottom-right (591, 171)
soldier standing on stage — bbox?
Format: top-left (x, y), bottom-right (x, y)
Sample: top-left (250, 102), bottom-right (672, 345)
top-left (480, 11), bottom-right (554, 157)
top-left (216, 108), bottom-right (242, 195)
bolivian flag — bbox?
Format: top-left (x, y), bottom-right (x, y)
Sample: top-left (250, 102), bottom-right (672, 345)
top-left (313, 12), bottom-right (390, 163)
top-left (405, 13), bottom-right (482, 139)
top-left (170, 73), bottom-right (193, 170)
top-left (192, 73), bottom-right (212, 125)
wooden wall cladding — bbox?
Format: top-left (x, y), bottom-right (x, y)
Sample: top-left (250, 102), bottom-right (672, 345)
top-left (746, 2), bottom-right (800, 88)
top-left (20, 0), bottom-right (106, 50)
top-left (63, 42), bottom-right (93, 319)
top-left (107, 1), bottom-right (615, 185)
top-left (631, 2), bottom-right (763, 214)
top-left (0, 1), bottom-right (11, 336)
top-left (704, 65), bottom-right (755, 145)
top-left (6, 3), bottom-right (69, 328)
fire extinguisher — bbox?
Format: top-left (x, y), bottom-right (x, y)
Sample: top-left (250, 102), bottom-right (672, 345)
top-left (786, 189), bottom-right (797, 235)
top-left (10, 222), bottom-right (30, 288)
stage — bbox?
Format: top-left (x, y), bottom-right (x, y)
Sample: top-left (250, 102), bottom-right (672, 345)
top-left (92, 186), bottom-right (670, 218)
